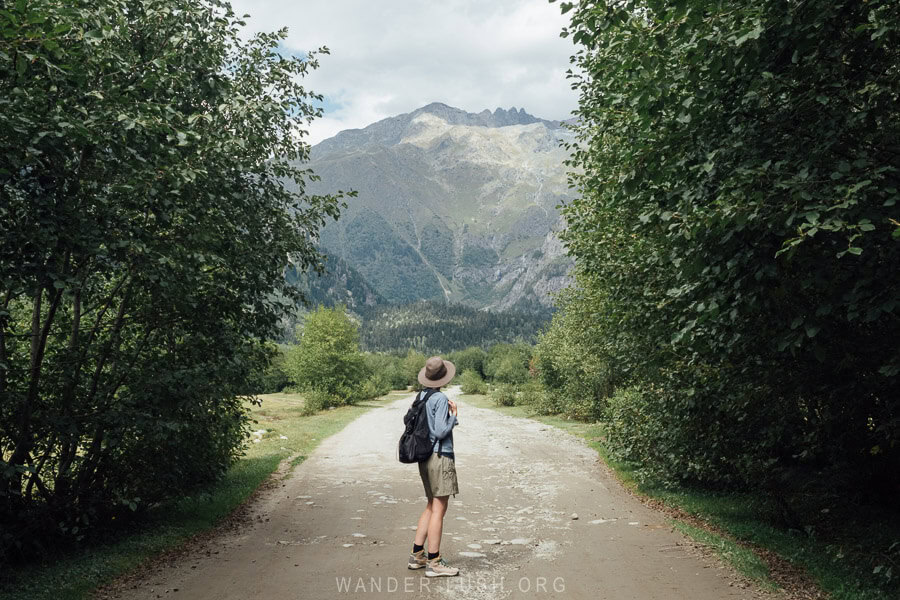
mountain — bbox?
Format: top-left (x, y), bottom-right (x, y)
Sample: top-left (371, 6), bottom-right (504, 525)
top-left (285, 252), bottom-right (383, 310)
top-left (314, 103), bottom-right (557, 155)
top-left (300, 102), bottom-right (575, 312)
top-left (277, 252), bottom-right (384, 343)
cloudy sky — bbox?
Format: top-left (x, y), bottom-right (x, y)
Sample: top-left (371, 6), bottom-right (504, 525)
top-left (229, 0), bottom-right (580, 144)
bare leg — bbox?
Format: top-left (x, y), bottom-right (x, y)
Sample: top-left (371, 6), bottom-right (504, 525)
top-left (426, 495), bottom-right (449, 554)
top-left (413, 497), bottom-right (433, 547)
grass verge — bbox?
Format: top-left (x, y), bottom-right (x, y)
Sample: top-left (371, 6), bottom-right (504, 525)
top-left (1, 390), bottom-right (406, 600)
top-left (668, 520), bottom-right (778, 591)
top-left (461, 391), bottom-right (900, 600)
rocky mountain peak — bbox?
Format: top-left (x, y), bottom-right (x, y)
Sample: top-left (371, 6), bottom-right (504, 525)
top-left (304, 103), bottom-right (574, 312)
top-left (312, 102), bottom-right (559, 157)
top-left (413, 102), bottom-right (544, 127)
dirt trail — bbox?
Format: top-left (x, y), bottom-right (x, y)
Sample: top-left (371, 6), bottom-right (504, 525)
top-left (103, 387), bottom-right (769, 600)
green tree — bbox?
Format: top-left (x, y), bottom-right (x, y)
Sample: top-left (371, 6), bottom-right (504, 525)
top-left (0, 0), bottom-right (345, 559)
top-left (245, 343), bottom-right (291, 395)
top-left (402, 348), bottom-right (427, 389)
top-left (483, 343), bottom-right (531, 384)
top-left (534, 279), bottom-right (614, 421)
top-left (362, 352), bottom-right (406, 394)
top-left (356, 301), bottom-right (548, 354)
top-left (287, 306), bottom-right (369, 403)
top-left (458, 370), bottom-right (487, 395)
top-left (448, 346), bottom-right (487, 377)
top-left (557, 0), bottom-right (900, 490)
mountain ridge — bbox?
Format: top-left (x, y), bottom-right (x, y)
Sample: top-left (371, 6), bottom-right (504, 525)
top-left (313, 102), bottom-right (563, 157)
top-left (300, 103), bottom-right (574, 312)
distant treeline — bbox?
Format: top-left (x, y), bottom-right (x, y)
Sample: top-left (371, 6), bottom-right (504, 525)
top-left (356, 301), bottom-right (550, 354)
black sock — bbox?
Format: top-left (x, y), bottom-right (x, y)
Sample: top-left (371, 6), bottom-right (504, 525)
top-left (412, 543), bottom-right (424, 553)
top-left (428, 551), bottom-right (439, 560)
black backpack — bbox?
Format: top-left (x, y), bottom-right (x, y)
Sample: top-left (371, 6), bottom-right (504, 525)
top-left (398, 389), bottom-right (437, 464)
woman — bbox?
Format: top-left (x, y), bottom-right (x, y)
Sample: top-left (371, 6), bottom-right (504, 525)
top-left (407, 355), bottom-right (460, 577)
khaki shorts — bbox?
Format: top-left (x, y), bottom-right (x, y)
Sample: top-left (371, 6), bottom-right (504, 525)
top-left (418, 453), bottom-right (458, 499)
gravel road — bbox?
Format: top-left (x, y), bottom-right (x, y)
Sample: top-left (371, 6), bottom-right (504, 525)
top-left (104, 387), bottom-right (768, 600)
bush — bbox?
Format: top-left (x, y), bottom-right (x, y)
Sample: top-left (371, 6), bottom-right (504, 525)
top-left (287, 306), bottom-right (371, 405)
top-left (516, 380), bottom-right (543, 406)
top-left (483, 343), bottom-right (531, 384)
top-left (604, 387), bottom-right (655, 467)
top-left (0, 0), bottom-right (343, 560)
top-left (449, 346), bottom-right (487, 377)
top-left (603, 384), bottom-right (793, 487)
top-left (530, 389), bottom-right (565, 416)
top-left (299, 388), bottom-right (339, 416)
top-left (516, 381), bottom-right (572, 416)
top-left (560, 0), bottom-right (900, 492)
top-left (459, 370), bottom-right (487, 395)
top-left (533, 286), bottom-right (615, 420)
top-left (359, 379), bottom-right (382, 401)
top-left (363, 353), bottom-right (406, 394)
top-left (491, 383), bottom-right (518, 407)
top-left (492, 355), bottom-right (530, 384)
top-left (402, 349), bottom-right (427, 390)
top-left (245, 343), bottom-right (291, 394)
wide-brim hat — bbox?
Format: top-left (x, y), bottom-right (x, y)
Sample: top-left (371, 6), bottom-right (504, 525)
top-left (418, 356), bottom-right (456, 388)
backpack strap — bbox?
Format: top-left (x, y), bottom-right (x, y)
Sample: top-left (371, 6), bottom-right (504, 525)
top-left (419, 388), bottom-right (437, 405)
top-left (417, 388), bottom-right (442, 454)
top-left (421, 388), bottom-right (450, 458)
top-left (405, 389), bottom-right (431, 429)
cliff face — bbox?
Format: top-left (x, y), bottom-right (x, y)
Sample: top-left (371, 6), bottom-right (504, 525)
top-left (301, 103), bottom-right (574, 312)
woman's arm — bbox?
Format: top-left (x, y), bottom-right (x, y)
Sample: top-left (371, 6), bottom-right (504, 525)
top-left (428, 393), bottom-right (458, 440)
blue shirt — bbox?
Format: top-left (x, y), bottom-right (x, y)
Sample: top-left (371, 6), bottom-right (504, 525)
top-left (422, 389), bottom-right (458, 457)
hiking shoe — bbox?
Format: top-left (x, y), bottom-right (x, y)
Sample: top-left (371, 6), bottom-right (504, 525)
top-left (425, 554), bottom-right (459, 577)
top-left (408, 549), bottom-right (427, 570)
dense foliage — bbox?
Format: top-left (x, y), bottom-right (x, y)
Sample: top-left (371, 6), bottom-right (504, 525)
top-left (534, 281), bottom-right (612, 421)
top-left (554, 0), bottom-right (900, 495)
top-left (357, 301), bottom-right (548, 354)
top-left (334, 209), bottom-right (446, 303)
top-left (0, 0), bottom-right (343, 560)
top-left (401, 348), bottom-right (427, 390)
top-left (482, 343), bottom-right (532, 385)
top-left (286, 306), bottom-right (369, 405)
top-left (458, 370), bottom-right (488, 395)
top-left (362, 352), bottom-right (409, 396)
top-left (244, 343), bottom-right (292, 395)
top-left (447, 346), bottom-right (487, 377)
top-left (285, 254), bottom-right (382, 314)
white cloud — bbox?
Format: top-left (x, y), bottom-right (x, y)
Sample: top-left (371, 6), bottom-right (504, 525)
top-left (229, 0), bottom-right (579, 144)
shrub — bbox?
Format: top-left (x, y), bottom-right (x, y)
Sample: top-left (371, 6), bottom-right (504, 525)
top-left (359, 379), bottom-right (382, 401)
top-left (530, 389), bottom-right (565, 416)
top-left (603, 384), bottom-right (787, 487)
top-left (604, 387), bottom-right (654, 467)
top-left (483, 343), bottom-right (531, 384)
top-left (449, 346), bottom-right (487, 377)
top-left (516, 380), bottom-right (543, 407)
top-left (533, 286), bottom-right (615, 419)
top-left (299, 388), bottom-right (338, 416)
top-left (363, 353), bottom-right (406, 393)
top-left (560, 0), bottom-right (900, 492)
top-left (492, 383), bottom-right (518, 407)
top-left (287, 306), bottom-right (371, 405)
top-left (402, 349), bottom-right (427, 390)
top-left (459, 370), bottom-right (487, 395)
top-left (517, 381), bottom-right (571, 416)
top-left (245, 343), bottom-right (291, 394)
top-left (492, 355), bottom-right (530, 384)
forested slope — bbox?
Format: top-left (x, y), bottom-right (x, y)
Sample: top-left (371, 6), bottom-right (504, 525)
top-left (357, 301), bottom-right (548, 353)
